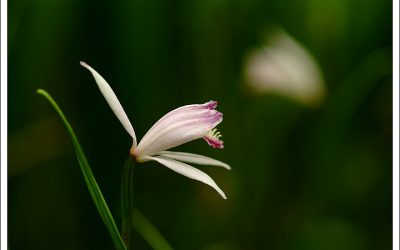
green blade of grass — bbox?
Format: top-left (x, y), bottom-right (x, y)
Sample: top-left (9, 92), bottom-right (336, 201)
top-left (37, 89), bottom-right (126, 250)
top-left (133, 210), bottom-right (174, 250)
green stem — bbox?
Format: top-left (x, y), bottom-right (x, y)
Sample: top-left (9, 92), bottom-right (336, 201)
top-left (121, 157), bottom-right (136, 249)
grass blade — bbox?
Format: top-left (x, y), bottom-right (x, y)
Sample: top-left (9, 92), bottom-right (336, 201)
top-left (37, 89), bottom-right (126, 250)
top-left (133, 210), bottom-right (174, 250)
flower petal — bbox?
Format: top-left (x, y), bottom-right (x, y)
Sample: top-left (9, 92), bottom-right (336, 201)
top-left (141, 156), bottom-right (227, 199)
top-left (158, 151), bottom-right (231, 170)
top-left (142, 101), bottom-right (217, 143)
top-left (135, 102), bottom-right (222, 157)
top-left (80, 61), bottom-right (137, 147)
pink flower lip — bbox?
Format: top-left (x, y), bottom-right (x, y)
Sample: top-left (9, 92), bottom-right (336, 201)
top-left (204, 136), bottom-right (224, 149)
top-left (203, 128), bottom-right (224, 149)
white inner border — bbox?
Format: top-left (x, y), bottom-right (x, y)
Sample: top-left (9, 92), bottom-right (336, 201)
top-left (393, 0), bottom-right (399, 249)
top-left (1, 0), bottom-right (8, 248)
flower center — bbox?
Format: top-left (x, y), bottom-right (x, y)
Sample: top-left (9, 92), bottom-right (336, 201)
top-left (203, 128), bottom-right (224, 149)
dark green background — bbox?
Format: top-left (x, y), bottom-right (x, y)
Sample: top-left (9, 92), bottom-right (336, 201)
top-left (9, 0), bottom-right (393, 249)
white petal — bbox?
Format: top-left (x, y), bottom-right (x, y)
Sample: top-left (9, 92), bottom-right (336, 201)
top-left (159, 151), bottom-right (231, 170)
top-left (135, 103), bottom-right (222, 157)
top-left (142, 156), bottom-right (227, 199)
top-left (80, 61), bottom-right (137, 147)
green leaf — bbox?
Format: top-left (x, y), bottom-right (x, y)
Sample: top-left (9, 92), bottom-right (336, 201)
top-left (133, 210), bottom-right (174, 250)
top-left (37, 89), bottom-right (126, 250)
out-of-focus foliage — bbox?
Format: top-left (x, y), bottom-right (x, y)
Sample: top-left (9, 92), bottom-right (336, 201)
top-left (9, 0), bottom-right (392, 249)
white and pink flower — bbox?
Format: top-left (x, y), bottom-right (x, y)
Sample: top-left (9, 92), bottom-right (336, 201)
top-left (80, 62), bottom-right (230, 199)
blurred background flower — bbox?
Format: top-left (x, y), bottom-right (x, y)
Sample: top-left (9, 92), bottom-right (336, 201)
top-left (8, 0), bottom-right (392, 249)
top-left (244, 29), bottom-right (326, 106)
